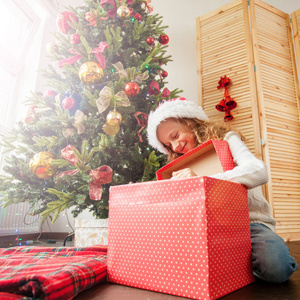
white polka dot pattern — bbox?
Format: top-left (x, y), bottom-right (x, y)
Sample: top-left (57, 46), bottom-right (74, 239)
top-left (107, 177), bottom-right (254, 300)
top-left (156, 140), bottom-right (235, 180)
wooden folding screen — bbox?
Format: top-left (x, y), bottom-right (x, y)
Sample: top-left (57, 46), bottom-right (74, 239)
top-left (292, 9), bottom-right (300, 82)
top-left (196, 0), bottom-right (300, 241)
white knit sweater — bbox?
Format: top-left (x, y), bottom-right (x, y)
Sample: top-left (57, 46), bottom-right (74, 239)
top-left (210, 131), bottom-right (276, 231)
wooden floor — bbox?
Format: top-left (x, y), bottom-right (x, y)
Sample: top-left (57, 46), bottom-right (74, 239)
top-left (75, 241), bottom-right (300, 300)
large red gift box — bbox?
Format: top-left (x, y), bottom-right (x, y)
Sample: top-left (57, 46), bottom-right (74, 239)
top-left (107, 176), bottom-right (254, 300)
top-left (156, 140), bottom-right (235, 180)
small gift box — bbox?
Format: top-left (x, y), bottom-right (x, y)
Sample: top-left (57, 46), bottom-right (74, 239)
top-left (75, 218), bottom-right (108, 247)
top-left (107, 176), bottom-right (254, 300)
top-left (156, 140), bottom-right (235, 180)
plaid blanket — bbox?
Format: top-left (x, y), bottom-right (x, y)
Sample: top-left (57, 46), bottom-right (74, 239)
top-left (0, 245), bottom-right (107, 300)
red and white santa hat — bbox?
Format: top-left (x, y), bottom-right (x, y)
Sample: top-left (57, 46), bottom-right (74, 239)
top-left (147, 97), bottom-right (209, 154)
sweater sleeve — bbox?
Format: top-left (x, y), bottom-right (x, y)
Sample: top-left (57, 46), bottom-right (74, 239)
top-left (209, 131), bottom-right (268, 189)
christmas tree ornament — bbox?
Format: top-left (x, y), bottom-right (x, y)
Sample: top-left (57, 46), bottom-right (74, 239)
top-left (116, 5), bottom-right (131, 20)
top-left (142, 0), bottom-right (154, 14)
top-left (161, 70), bottom-right (168, 78)
top-left (24, 106), bottom-right (38, 125)
top-left (43, 90), bottom-right (57, 102)
top-left (103, 122), bottom-right (120, 135)
top-left (124, 82), bottom-right (140, 97)
top-left (79, 61), bottom-right (104, 84)
top-left (134, 112), bottom-right (148, 142)
top-left (106, 110), bottom-right (122, 125)
top-left (158, 34), bottom-right (169, 45)
top-left (70, 33), bottom-right (81, 44)
top-left (62, 93), bottom-right (81, 114)
top-left (56, 11), bottom-right (78, 34)
top-left (148, 80), bottom-right (160, 95)
top-left (134, 13), bottom-right (141, 21)
top-left (91, 41), bottom-right (109, 69)
top-left (58, 49), bottom-right (82, 68)
top-left (29, 152), bottom-right (57, 179)
top-left (146, 36), bottom-right (155, 46)
top-left (162, 87), bottom-right (171, 98)
top-left (85, 10), bottom-right (97, 26)
top-left (62, 97), bottom-right (76, 111)
top-left (58, 145), bottom-right (113, 200)
top-left (46, 42), bottom-right (58, 55)
top-left (73, 110), bottom-right (87, 135)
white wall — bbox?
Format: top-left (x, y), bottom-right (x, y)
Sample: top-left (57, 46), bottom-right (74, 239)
top-left (150, 0), bottom-right (300, 103)
top-left (35, 0), bottom-right (300, 232)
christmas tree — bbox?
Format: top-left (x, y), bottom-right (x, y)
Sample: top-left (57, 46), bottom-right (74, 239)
top-left (0, 0), bottom-right (182, 223)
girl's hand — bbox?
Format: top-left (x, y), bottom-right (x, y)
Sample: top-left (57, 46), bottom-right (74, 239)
top-left (171, 168), bottom-right (197, 179)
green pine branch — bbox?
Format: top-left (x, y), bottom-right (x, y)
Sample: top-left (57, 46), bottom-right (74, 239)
top-left (41, 189), bottom-right (74, 223)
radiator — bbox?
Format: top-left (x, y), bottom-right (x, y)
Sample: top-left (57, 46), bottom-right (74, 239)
top-left (0, 202), bottom-right (41, 235)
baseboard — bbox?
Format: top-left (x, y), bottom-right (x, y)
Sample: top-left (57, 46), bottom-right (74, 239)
top-left (0, 232), bottom-right (72, 248)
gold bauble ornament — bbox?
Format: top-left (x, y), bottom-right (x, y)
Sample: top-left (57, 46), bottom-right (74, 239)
top-left (116, 6), bottom-right (131, 20)
top-left (106, 110), bottom-right (122, 125)
top-left (29, 152), bottom-right (57, 179)
top-left (79, 61), bottom-right (104, 84)
top-left (46, 42), bottom-right (58, 55)
top-left (103, 122), bottom-right (120, 136)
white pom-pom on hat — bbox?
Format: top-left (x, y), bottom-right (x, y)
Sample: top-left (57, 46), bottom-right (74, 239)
top-left (147, 97), bottom-right (208, 154)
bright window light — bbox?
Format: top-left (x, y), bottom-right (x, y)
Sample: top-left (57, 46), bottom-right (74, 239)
top-left (0, 2), bottom-right (32, 58)
top-left (0, 68), bottom-right (15, 128)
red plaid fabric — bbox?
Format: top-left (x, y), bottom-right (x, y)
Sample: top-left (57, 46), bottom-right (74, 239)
top-left (0, 245), bottom-right (107, 299)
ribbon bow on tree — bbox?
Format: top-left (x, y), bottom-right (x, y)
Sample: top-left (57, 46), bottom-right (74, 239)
top-left (112, 61), bottom-right (149, 83)
top-left (215, 75), bottom-right (237, 121)
top-left (96, 86), bottom-right (131, 113)
top-left (62, 110), bottom-right (87, 138)
top-left (57, 145), bottom-right (113, 200)
top-left (134, 112), bottom-right (148, 142)
top-left (58, 41), bottom-right (109, 69)
top-left (142, 0), bottom-right (154, 14)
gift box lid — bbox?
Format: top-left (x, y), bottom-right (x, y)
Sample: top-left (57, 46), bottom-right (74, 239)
top-left (156, 139), bottom-right (235, 180)
top-left (75, 218), bottom-right (108, 228)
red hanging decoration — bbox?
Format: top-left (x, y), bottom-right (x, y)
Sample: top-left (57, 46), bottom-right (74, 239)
top-left (216, 76), bottom-right (237, 121)
top-left (158, 34), bottom-right (169, 45)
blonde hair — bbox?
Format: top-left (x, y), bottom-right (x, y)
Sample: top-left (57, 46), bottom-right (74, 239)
top-left (166, 118), bottom-right (240, 161)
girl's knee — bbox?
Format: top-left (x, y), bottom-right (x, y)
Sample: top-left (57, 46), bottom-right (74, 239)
top-left (250, 224), bottom-right (298, 283)
top-left (254, 259), bottom-right (298, 283)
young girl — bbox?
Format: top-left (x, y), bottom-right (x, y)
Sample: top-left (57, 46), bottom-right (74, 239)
top-left (147, 97), bottom-right (298, 283)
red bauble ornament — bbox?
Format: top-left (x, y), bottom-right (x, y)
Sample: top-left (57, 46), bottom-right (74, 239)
top-left (124, 82), bottom-right (140, 97)
top-left (134, 13), bottom-right (141, 21)
top-left (56, 11), bottom-right (78, 34)
top-left (158, 34), bottom-right (169, 45)
top-left (161, 70), bottom-right (168, 78)
top-left (62, 97), bottom-right (76, 110)
top-left (146, 37), bottom-right (155, 46)
top-left (43, 90), bottom-right (57, 101)
top-left (70, 33), bottom-right (81, 44)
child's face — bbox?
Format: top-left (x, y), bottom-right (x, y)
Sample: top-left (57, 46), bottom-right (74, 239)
top-left (157, 118), bottom-right (197, 154)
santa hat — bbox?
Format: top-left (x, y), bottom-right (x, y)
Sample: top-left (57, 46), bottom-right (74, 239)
top-left (147, 97), bottom-right (209, 154)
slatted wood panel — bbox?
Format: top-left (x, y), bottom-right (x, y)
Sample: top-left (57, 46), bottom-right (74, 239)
top-left (292, 9), bottom-right (300, 82)
top-left (196, 0), bottom-right (262, 158)
top-left (197, 0), bottom-right (300, 241)
top-left (250, 0), bottom-right (300, 241)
